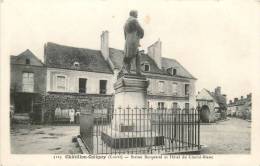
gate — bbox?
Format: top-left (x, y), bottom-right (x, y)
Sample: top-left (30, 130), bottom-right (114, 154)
top-left (80, 107), bottom-right (200, 154)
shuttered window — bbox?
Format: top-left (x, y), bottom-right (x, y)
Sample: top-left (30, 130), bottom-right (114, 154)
top-left (158, 81), bottom-right (164, 93)
top-left (172, 83), bottom-right (178, 95)
top-left (56, 75), bottom-right (66, 91)
top-left (22, 72), bottom-right (34, 92)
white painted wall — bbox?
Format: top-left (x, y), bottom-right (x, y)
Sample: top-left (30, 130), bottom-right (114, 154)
top-left (146, 77), bottom-right (196, 109)
top-left (47, 68), bottom-right (114, 94)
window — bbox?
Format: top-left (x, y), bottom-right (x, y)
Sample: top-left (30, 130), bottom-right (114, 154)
top-left (158, 102), bottom-right (165, 109)
top-left (144, 64), bottom-right (150, 72)
top-left (173, 68), bottom-right (177, 75)
top-left (172, 83), bottom-right (178, 95)
top-left (167, 67), bottom-right (177, 75)
top-left (56, 75), bottom-right (66, 91)
top-left (25, 58), bottom-right (30, 65)
top-left (22, 72), bottom-right (34, 92)
top-left (158, 81), bottom-right (164, 93)
top-left (172, 102), bottom-right (178, 110)
top-left (142, 62), bottom-right (150, 72)
top-left (185, 103), bottom-right (189, 113)
top-left (79, 78), bottom-right (87, 93)
top-left (73, 61), bottom-right (80, 67)
top-left (99, 80), bottom-right (107, 94)
top-left (185, 84), bottom-right (189, 96)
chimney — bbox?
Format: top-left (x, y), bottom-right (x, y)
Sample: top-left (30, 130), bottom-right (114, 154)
top-left (101, 30), bottom-right (109, 60)
top-left (147, 39), bottom-right (162, 69)
top-left (215, 86), bottom-right (221, 95)
top-left (229, 100), bottom-right (232, 104)
top-left (234, 98), bottom-right (238, 102)
top-left (247, 93), bottom-right (252, 99)
top-left (241, 96), bottom-right (244, 100)
top-left (139, 50), bottom-right (145, 54)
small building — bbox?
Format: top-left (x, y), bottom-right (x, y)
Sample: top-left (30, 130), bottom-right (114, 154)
top-left (196, 87), bottom-right (227, 122)
top-left (10, 49), bottom-right (46, 122)
top-left (227, 93), bottom-right (252, 119)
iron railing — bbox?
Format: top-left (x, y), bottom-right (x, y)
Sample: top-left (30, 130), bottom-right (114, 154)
top-left (80, 107), bottom-right (200, 154)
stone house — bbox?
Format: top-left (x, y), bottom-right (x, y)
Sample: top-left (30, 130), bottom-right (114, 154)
top-left (196, 87), bottom-right (227, 122)
top-left (10, 49), bottom-right (46, 122)
top-left (44, 42), bottom-right (114, 122)
top-left (227, 93), bottom-right (252, 119)
top-left (43, 30), bottom-right (196, 119)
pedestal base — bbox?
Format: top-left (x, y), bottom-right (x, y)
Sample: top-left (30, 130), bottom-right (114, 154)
top-left (101, 130), bottom-right (164, 149)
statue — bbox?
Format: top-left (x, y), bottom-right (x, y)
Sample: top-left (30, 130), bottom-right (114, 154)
top-left (120, 10), bottom-right (144, 75)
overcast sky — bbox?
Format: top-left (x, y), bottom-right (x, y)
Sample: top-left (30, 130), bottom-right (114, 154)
top-left (2, 0), bottom-right (260, 100)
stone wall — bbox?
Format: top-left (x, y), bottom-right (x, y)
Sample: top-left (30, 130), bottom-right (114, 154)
top-left (44, 92), bottom-right (113, 123)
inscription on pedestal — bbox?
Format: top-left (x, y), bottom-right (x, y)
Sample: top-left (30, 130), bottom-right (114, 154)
top-left (120, 124), bottom-right (134, 132)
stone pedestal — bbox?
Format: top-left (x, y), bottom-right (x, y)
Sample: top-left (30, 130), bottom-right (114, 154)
top-left (101, 74), bottom-right (164, 148)
top-left (114, 74), bottom-right (149, 109)
top-left (112, 74), bottom-right (150, 132)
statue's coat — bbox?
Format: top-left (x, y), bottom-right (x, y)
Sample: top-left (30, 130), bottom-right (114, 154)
top-left (123, 16), bottom-right (144, 64)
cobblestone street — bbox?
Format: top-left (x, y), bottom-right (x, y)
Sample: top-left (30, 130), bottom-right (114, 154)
top-left (10, 118), bottom-right (250, 154)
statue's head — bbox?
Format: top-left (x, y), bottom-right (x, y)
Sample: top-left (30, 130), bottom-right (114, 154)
top-left (129, 10), bottom-right (138, 18)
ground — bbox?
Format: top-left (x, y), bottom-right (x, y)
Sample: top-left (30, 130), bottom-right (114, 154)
top-left (10, 125), bottom-right (81, 154)
top-left (200, 118), bottom-right (251, 154)
top-left (10, 118), bottom-right (250, 154)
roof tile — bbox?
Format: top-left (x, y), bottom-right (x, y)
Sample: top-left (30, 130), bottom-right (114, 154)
top-left (45, 42), bottom-right (113, 74)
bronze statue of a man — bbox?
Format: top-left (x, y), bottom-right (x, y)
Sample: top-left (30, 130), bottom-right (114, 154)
top-left (121, 10), bottom-right (144, 75)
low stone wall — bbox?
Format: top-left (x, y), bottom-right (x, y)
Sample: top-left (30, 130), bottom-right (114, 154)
top-left (44, 92), bottom-right (114, 123)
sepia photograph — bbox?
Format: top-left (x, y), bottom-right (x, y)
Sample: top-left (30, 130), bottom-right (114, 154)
top-left (1, 0), bottom-right (260, 165)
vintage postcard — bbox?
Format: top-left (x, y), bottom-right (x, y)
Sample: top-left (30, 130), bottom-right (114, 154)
top-left (0, 0), bottom-right (260, 165)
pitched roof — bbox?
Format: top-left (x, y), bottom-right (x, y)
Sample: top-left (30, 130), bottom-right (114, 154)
top-left (11, 49), bottom-right (44, 66)
top-left (205, 89), bottom-right (227, 109)
top-left (161, 57), bottom-right (195, 79)
top-left (109, 48), bottom-right (163, 74)
top-left (109, 48), bottom-right (195, 79)
top-left (228, 94), bottom-right (252, 107)
top-left (45, 42), bottom-right (113, 74)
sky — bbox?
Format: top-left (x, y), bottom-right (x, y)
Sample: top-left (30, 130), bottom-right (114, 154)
top-left (2, 0), bottom-right (260, 100)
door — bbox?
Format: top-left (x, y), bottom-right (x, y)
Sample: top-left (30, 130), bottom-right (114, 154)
top-left (14, 93), bottom-right (33, 113)
top-left (200, 105), bottom-right (210, 122)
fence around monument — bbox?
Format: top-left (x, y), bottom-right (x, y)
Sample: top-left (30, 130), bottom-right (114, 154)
top-left (80, 107), bottom-right (201, 154)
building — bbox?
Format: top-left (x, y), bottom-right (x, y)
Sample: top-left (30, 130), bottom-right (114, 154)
top-left (196, 87), bottom-right (227, 122)
top-left (44, 42), bottom-right (115, 122)
top-left (10, 49), bottom-right (46, 122)
top-left (227, 93), bottom-right (252, 119)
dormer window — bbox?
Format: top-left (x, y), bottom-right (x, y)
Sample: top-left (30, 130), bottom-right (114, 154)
top-left (26, 58), bottom-right (30, 65)
top-left (173, 68), bottom-right (177, 75)
top-left (144, 64), bottom-right (150, 72)
top-left (142, 62), bottom-right (150, 72)
top-left (167, 67), bottom-right (177, 76)
top-left (73, 61), bottom-right (80, 67)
